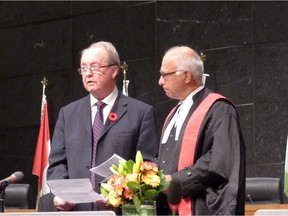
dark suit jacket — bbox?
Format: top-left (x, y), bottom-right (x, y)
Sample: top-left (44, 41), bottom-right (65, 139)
top-left (158, 87), bottom-right (246, 215)
top-left (47, 92), bottom-right (159, 211)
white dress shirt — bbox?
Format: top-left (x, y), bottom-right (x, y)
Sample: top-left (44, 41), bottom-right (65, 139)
top-left (90, 87), bottom-right (118, 125)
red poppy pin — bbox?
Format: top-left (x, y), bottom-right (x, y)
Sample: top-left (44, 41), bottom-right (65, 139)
top-left (108, 112), bottom-right (118, 122)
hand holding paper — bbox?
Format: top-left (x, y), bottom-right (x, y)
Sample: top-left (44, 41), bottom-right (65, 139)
top-left (47, 154), bottom-right (126, 204)
top-left (47, 178), bottom-right (102, 203)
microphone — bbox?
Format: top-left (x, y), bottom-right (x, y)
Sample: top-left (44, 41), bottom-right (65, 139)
top-left (0, 171), bottom-right (24, 189)
top-left (167, 178), bottom-right (182, 215)
top-left (246, 193), bottom-right (254, 204)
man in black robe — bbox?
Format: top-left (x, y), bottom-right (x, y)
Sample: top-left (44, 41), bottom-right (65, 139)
top-left (157, 46), bottom-right (246, 215)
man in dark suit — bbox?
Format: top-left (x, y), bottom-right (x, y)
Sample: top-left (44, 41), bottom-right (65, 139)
top-left (46, 41), bottom-right (158, 211)
top-left (157, 46), bottom-right (246, 215)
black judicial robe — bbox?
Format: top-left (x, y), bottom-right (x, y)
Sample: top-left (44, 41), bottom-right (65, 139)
top-left (158, 87), bottom-right (246, 215)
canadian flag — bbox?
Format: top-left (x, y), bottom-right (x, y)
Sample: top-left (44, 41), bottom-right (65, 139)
top-left (32, 94), bottom-right (51, 197)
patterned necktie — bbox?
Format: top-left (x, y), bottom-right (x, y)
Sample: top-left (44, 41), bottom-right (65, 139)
top-left (91, 101), bottom-right (106, 189)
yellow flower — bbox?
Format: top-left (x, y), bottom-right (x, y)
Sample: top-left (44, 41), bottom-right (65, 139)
top-left (113, 184), bottom-right (124, 196)
top-left (141, 170), bottom-right (161, 187)
top-left (100, 151), bottom-right (169, 213)
top-left (108, 190), bottom-right (122, 207)
top-left (125, 173), bottom-right (139, 186)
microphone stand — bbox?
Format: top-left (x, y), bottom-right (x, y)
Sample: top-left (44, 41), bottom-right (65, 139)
top-left (247, 194), bottom-right (254, 205)
top-left (0, 187), bottom-right (5, 212)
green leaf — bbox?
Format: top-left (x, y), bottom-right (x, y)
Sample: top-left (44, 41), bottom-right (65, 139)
top-left (157, 171), bottom-right (169, 192)
top-left (158, 170), bottom-right (165, 179)
top-left (110, 164), bottom-right (119, 175)
top-left (119, 160), bottom-right (128, 170)
top-left (100, 186), bottom-right (109, 197)
top-left (133, 194), bottom-right (141, 213)
top-left (125, 160), bottom-right (135, 173)
top-left (127, 181), bottom-right (140, 190)
top-left (143, 189), bottom-right (158, 200)
top-left (134, 151), bottom-right (143, 173)
top-left (118, 163), bottom-right (126, 175)
top-left (140, 184), bottom-right (151, 193)
top-left (157, 182), bottom-right (169, 192)
top-left (132, 164), bottom-right (137, 173)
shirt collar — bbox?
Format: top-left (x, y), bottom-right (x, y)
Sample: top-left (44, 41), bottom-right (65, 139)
top-left (90, 87), bottom-right (119, 108)
top-left (180, 85), bottom-right (205, 106)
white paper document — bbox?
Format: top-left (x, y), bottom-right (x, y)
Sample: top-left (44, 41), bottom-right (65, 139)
top-left (47, 178), bottom-right (102, 203)
top-left (90, 153), bottom-right (126, 178)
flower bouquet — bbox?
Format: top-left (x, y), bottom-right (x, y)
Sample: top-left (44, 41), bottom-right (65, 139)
top-left (100, 151), bottom-right (168, 213)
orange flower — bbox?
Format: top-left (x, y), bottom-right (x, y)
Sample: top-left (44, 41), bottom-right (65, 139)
top-left (140, 161), bottom-right (158, 173)
top-left (108, 174), bottom-right (124, 186)
top-left (113, 184), bottom-right (124, 196)
top-left (141, 170), bottom-right (161, 187)
top-left (123, 188), bottom-right (134, 200)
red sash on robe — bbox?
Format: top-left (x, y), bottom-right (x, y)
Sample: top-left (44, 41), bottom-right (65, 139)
top-left (162, 93), bottom-right (229, 215)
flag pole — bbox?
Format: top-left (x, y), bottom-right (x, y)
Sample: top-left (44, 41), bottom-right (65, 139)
top-left (41, 77), bottom-right (48, 96)
top-left (200, 52), bottom-right (210, 85)
top-left (33, 77), bottom-right (50, 209)
top-left (121, 62), bottom-right (129, 96)
top-left (40, 77), bottom-right (48, 121)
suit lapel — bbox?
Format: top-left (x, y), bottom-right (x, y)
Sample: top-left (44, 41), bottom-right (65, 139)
top-left (77, 96), bottom-right (93, 146)
top-left (101, 94), bottom-right (127, 137)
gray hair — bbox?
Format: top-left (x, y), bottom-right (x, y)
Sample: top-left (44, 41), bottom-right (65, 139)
top-left (165, 46), bottom-right (204, 85)
top-left (81, 41), bottom-right (121, 68)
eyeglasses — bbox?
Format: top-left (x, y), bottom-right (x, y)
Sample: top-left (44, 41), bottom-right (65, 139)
top-left (159, 70), bottom-right (184, 80)
top-left (78, 63), bottom-right (116, 75)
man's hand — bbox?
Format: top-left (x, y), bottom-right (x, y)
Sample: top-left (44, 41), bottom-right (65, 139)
top-left (54, 196), bottom-right (76, 211)
top-left (163, 175), bottom-right (172, 195)
top-left (95, 197), bottom-right (108, 208)
top-left (165, 175), bottom-right (172, 182)
top-left (95, 197), bottom-right (117, 211)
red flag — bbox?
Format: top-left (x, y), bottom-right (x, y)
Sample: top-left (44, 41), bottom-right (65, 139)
top-left (32, 95), bottom-right (50, 197)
